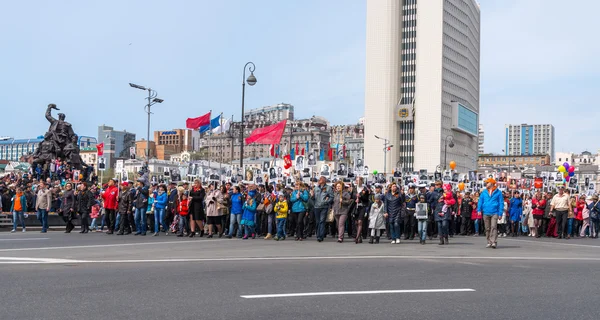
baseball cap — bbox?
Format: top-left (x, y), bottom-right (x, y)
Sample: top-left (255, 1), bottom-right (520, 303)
top-left (121, 181), bottom-right (129, 187)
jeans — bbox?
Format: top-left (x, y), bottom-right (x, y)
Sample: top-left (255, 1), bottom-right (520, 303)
top-left (115, 213), bottom-right (121, 230)
top-left (417, 220), bottom-right (427, 241)
top-left (135, 208), bottom-right (146, 234)
top-left (267, 213), bottom-right (275, 235)
top-left (90, 218), bottom-right (98, 230)
top-left (567, 218), bottom-right (574, 236)
top-left (178, 215), bottom-right (188, 235)
top-left (276, 218), bottom-right (286, 239)
top-left (12, 211), bottom-right (25, 230)
top-left (154, 207), bottom-right (168, 233)
top-left (314, 208), bottom-right (328, 240)
top-left (591, 219), bottom-right (600, 237)
top-left (229, 214), bottom-right (242, 237)
top-left (474, 219), bottom-right (479, 234)
top-left (437, 220), bottom-right (449, 237)
top-left (389, 219), bottom-right (400, 240)
top-left (294, 211), bottom-right (306, 238)
top-left (36, 209), bottom-right (48, 232)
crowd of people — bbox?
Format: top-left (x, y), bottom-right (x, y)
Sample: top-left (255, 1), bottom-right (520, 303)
top-left (1, 170), bottom-right (599, 248)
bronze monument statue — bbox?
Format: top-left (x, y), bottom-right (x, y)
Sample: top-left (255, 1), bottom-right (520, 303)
top-left (33, 104), bottom-right (88, 171)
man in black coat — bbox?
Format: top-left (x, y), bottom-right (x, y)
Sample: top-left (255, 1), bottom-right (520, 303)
top-left (460, 192), bottom-right (473, 235)
top-left (117, 182), bottom-right (134, 235)
top-left (75, 183), bottom-right (95, 234)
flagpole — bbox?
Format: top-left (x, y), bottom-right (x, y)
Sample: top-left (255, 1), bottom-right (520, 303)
top-left (230, 114), bottom-right (234, 169)
top-left (208, 109), bottom-right (212, 172)
top-left (219, 112), bottom-right (223, 170)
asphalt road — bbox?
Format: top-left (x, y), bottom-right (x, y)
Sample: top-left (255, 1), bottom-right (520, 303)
top-left (0, 231), bottom-right (599, 320)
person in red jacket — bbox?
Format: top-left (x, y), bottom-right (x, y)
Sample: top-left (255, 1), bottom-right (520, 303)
top-left (176, 192), bottom-right (189, 237)
top-left (102, 178), bottom-right (119, 234)
top-left (531, 192), bottom-right (546, 238)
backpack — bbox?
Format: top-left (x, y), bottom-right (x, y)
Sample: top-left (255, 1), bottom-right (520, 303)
top-left (590, 201), bottom-right (600, 220)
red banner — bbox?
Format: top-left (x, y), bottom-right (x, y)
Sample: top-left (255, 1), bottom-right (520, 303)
top-left (245, 120), bottom-right (287, 145)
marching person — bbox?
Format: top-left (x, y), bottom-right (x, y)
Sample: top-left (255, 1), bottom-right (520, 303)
top-left (102, 178), bottom-right (119, 235)
top-left (290, 182), bottom-right (310, 241)
top-left (384, 183), bottom-right (404, 244)
top-left (477, 178), bottom-right (504, 249)
top-left (133, 179), bottom-right (149, 236)
top-left (59, 183), bottom-right (76, 233)
top-left (177, 192), bottom-right (189, 237)
top-left (75, 182), bottom-right (95, 234)
top-left (368, 193), bottom-right (386, 244)
top-left (550, 186), bottom-right (570, 239)
top-left (153, 185), bottom-right (169, 236)
top-left (311, 176), bottom-right (334, 243)
top-left (188, 179), bottom-right (205, 238)
top-left (332, 181), bottom-right (352, 243)
top-left (35, 181), bottom-right (52, 233)
top-left (205, 182), bottom-right (223, 238)
top-left (403, 184), bottom-right (418, 240)
top-left (117, 181), bottom-right (134, 235)
top-left (10, 187), bottom-right (27, 233)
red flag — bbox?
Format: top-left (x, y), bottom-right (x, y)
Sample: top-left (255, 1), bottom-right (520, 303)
top-left (186, 112), bottom-right (211, 129)
top-left (245, 120), bottom-right (287, 145)
top-left (295, 141), bottom-right (299, 155)
top-left (328, 143), bottom-right (333, 161)
top-left (96, 142), bottom-right (104, 156)
top-left (301, 148), bottom-right (305, 155)
top-left (269, 144), bottom-right (275, 157)
top-left (343, 144), bottom-right (346, 158)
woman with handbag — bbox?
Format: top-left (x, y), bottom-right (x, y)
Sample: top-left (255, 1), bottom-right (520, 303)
top-left (353, 177), bottom-right (371, 244)
top-left (204, 183), bottom-right (223, 238)
top-left (188, 179), bottom-right (205, 238)
top-left (332, 182), bottom-right (353, 243)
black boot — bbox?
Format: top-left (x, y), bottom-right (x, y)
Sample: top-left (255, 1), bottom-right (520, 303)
top-left (439, 237), bottom-right (445, 245)
top-left (445, 236), bottom-right (449, 244)
top-left (368, 236), bottom-right (374, 244)
top-left (375, 237), bottom-right (380, 244)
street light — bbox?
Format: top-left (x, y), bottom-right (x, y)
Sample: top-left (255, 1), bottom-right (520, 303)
top-left (240, 62), bottom-right (257, 171)
top-left (129, 83), bottom-right (163, 167)
top-left (374, 135), bottom-right (391, 175)
top-left (443, 135), bottom-right (454, 171)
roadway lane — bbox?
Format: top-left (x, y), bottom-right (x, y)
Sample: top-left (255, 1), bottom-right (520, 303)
top-left (0, 232), bottom-right (598, 319)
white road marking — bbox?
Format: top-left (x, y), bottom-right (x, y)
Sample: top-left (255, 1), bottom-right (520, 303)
top-left (0, 257), bottom-right (86, 264)
top-left (0, 238), bottom-right (50, 241)
top-left (240, 288), bottom-right (476, 299)
top-left (1, 255), bottom-right (600, 265)
top-left (502, 238), bottom-right (600, 249)
top-left (0, 239), bottom-right (227, 252)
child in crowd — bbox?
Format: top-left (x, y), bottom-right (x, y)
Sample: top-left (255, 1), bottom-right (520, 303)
top-left (177, 193), bottom-right (189, 237)
top-left (368, 193), bottom-right (386, 244)
top-left (441, 184), bottom-right (454, 214)
top-left (415, 194), bottom-right (429, 245)
top-left (240, 194), bottom-right (258, 240)
top-left (90, 200), bottom-right (101, 231)
top-left (274, 194), bottom-right (288, 241)
top-left (498, 195), bottom-right (509, 237)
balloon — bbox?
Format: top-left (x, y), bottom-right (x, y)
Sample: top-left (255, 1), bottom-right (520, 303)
top-left (568, 166), bottom-right (575, 173)
top-left (458, 182), bottom-right (465, 191)
top-left (563, 172), bottom-right (569, 178)
top-left (563, 162), bottom-right (570, 170)
top-left (569, 171), bottom-right (575, 177)
top-left (558, 165), bottom-right (566, 173)
top-left (566, 176), bottom-right (571, 182)
top-left (449, 161), bottom-right (457, 170)
top-left (373, 170), bottom-right (378, 175)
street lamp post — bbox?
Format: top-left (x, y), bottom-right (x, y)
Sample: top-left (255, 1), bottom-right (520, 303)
top-left (129, 83), bottom-right (163, 169)
top-left (239, 62), bottom-right (257, 171)
top-left (443, 135), bottom-right (455, 171)
top-left (374, 135), bottom-right (391, 175)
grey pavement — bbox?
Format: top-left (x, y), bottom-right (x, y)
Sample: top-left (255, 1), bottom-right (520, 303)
top-left (0, 232), bottom-right (598, 320)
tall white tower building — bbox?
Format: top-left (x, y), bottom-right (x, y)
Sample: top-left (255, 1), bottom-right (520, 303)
top-left (364, 0), bottom-right (481, 174)
top-left (478, 124), bottom-right (484, 155)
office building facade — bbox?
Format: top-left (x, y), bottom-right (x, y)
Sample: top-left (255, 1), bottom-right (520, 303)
top-left (97, 125), bottom-right (136, 169)
top-left (478, 124), bottom-right (484, 155)
top-left (505, 124), bottom-right (555, 160)
top-left (364, 0), bottom-right (481, 174)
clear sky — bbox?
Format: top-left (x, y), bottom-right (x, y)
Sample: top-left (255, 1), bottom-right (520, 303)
top-left (1, 0), bottom-right (598, 154)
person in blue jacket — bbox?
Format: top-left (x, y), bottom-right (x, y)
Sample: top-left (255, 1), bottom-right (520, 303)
top-left (241, 194), bottom-right (258, 240)
top-left (227, 186), bottom-right (244, 239)
top-left (290, 183), bottom-right (310, 241)
top-left (153, 185), bottom-right (169, 236)
top-left (509, 192), bottom-right (523, 237)
top-left (477, 178), bottom-right (504, 249)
